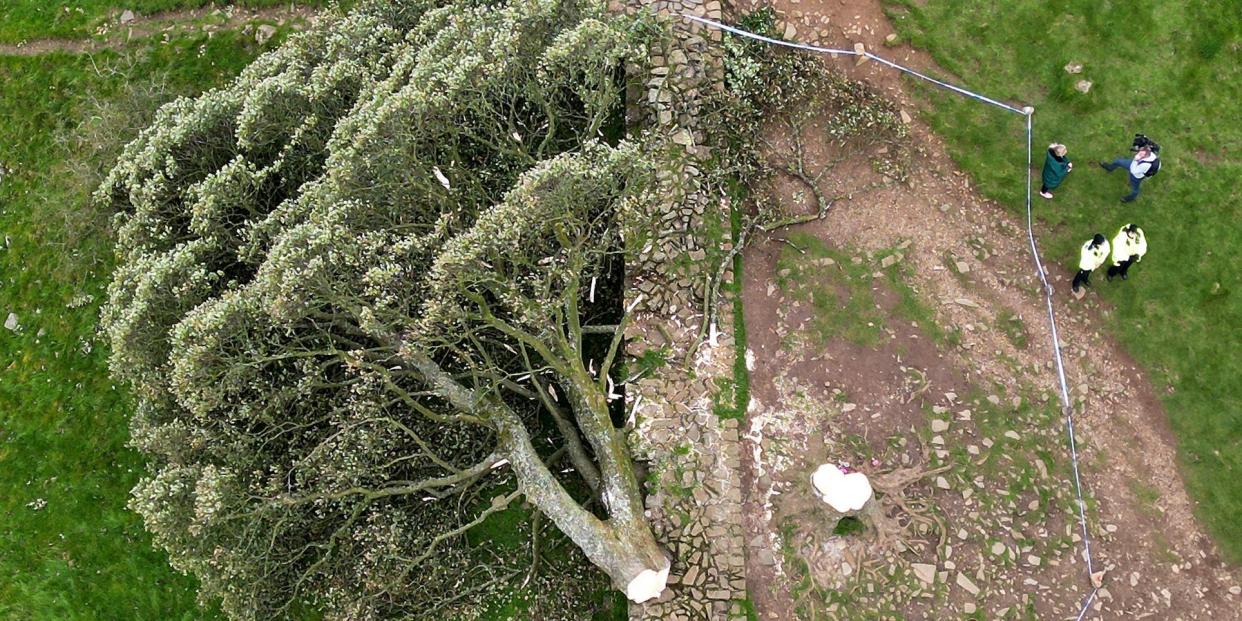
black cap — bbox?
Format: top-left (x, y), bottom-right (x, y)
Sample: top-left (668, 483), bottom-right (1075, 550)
top-left (1092, 233), bottom-right (1106, 245)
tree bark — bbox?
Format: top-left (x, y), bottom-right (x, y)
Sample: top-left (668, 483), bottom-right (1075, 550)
top-left (493, 408), bottom-right (667, 591)
top-left (407, 350), bottom-right (667, 591)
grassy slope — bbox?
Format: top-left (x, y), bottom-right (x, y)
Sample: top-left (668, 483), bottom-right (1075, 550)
top-left (0, 31), bottom-right (279, 621)
top-left (0, 1), bottom-right (338, 43)
top-left (883, 0), bottom-right (1242, 558)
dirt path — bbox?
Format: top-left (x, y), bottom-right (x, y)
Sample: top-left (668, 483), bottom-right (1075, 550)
top-left (734, 0), bottom-right (1242, 618)
top-left (0, 6), bottom-right (318, 56)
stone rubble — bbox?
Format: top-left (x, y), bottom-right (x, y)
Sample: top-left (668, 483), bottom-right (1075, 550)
top-left (622, 0), bottom-right (748, 619)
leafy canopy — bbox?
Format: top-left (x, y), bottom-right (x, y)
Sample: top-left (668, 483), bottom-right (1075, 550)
top-left (99, 0), bottom-right (660, 618)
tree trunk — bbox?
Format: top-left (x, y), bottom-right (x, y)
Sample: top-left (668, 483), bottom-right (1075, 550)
top-left (405, 351), bottom-right (667, 594)
top-left (493, 408), bottom-right (668, 592)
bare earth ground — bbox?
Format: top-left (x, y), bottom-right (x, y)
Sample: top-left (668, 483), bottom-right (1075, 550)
top-left (733, 0), bottom-right (1242, 619)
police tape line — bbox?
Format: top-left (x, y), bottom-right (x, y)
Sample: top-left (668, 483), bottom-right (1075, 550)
top-left (682, 14), bottom-right (1102, 618)
top-left (680, 14), bottom-right (1028, 115)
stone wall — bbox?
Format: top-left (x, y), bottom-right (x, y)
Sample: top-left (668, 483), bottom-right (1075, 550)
top-left (619, 1), bottom-right (751, 619)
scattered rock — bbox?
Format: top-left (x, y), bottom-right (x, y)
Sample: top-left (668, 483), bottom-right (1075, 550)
top-left (119, 10), bottom-right (136, 24)
top-left (4, 313), bottom-right (17, 332)
top-left (935, 476), bottom-right (951, 490)
top-left (256, 24), bottom-right (278, 45)
top-left (912, 563), bottom-right (936, 584)
top-left (1074, 79), bottom-right (1093, 94)
top-left (1033, 458), bottom-right (1048, 479)
top-left (885, 33), bottom-right (899, 43)
top-left (1064, 62), bottom-right (1083, 74)
top-left (955, 572), bottom-right (980, 595)
top-left (899, 109), bottom-right (912, 124)
top-left (784, 23), bottom-right (797, 40)
top-left (955, 260), bottom-right (970, 274)
top-left (1004, 430), bottom-right (1021, 441)
top-left (991, 542), bottom-right (1006, 555)
top-left (930, 419), bottom-right (950, 433)
top-left (880, 253), bottom-right (902, 268)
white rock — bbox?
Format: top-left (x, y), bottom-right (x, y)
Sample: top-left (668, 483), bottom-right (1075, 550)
top-left (956, 572), bottom-right (980, 595)
top-left (930, 419), bottom-right (950, 433)
top-left (626, 558), bottom-right (671, 603)
top-left (256, 24), bottom-right (278, 45)
top-left (119, 10), bottom-right (136, 24)
top-left (811, 464), bottom-right (872, 512)
top-left (4, 313), bottom-right (17, 331)
top-left (911, 563), bottom-right (936, 584)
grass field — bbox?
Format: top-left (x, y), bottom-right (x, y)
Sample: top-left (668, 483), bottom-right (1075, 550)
top-left (883, 0), bottom-right (1242, 559)
top-left (0, 1), bottom-right (339, 43)
top-left (0, 26), bottom-right (277, 618)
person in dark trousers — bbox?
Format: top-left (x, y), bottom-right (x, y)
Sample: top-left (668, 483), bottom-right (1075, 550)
top-left (1107, 223), bottom-right (1147, 281)
top-left (1100, 144), bottom-right (1159, 203)
top-left (1073, 233), bottom-right (1110, 296)
top-left (1039, 143), bottom-right (1072, 199)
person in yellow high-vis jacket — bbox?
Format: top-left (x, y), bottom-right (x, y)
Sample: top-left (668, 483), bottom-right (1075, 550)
top-left (1107, 224), bottom-right (1147, 281)
top-left (1073, 233), bottom-right (1110, 293)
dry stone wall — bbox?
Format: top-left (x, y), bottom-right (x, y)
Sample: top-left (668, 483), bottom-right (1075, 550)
top-left (618, 0), bottom-right (751, 619)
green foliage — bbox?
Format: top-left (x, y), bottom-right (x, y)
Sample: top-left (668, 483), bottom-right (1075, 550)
top-left (885, 0), bottom-right (1242, 560)
top-left (712, 8), bottom-right (909, 226)
top-left (97, 0), bottom-right (662, 618)
top-left (831, 516), bottom-right (865, 536)
top-left (713, 8), bottom-right (823, 177)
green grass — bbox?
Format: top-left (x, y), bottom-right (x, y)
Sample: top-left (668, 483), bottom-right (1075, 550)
top-left (995, 309), bottom-right (1029, 350)
top-left (0, 1), bottom-right (340, 43)
top-left (709, 183), bottom-right (750, 423)
top-left (0, 30), bottom-right (276, 620)
top-left (884, 0), bottom-right (1242, 561)
top-left (774, 232), bottom-right (940, 348)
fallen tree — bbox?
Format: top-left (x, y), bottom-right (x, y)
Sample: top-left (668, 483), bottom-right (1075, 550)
top-left (99, 1), bottom-right (669, 617)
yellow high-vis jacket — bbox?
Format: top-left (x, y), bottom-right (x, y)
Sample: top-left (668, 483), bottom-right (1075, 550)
top-left (1079, 239), bottom-right (1110, 271)
top-left (1111, 226), bottom-right (1147, 265)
